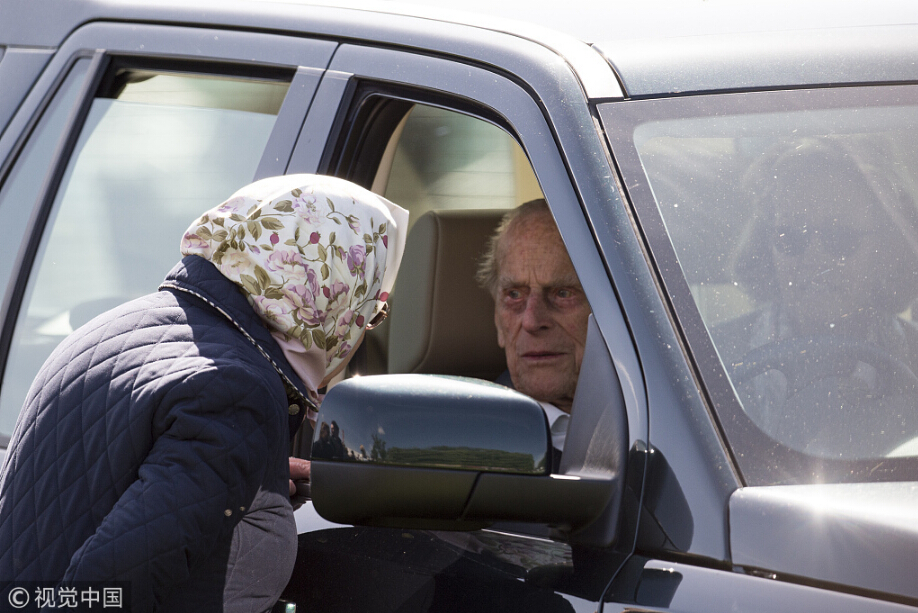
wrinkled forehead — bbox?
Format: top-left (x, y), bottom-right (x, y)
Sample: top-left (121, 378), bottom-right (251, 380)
top-left (498, 213), bottom-right (580, 286)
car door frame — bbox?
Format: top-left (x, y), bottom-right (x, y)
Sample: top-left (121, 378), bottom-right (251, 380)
top-left (283, 34), bottom-right (651, 603)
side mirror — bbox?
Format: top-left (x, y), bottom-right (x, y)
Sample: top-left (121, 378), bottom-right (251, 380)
top-left (310, 373), bottom-right (620, 535)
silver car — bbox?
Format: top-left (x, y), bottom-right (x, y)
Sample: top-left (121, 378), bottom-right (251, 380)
top-left (2, 1), bottom-right (917, 610)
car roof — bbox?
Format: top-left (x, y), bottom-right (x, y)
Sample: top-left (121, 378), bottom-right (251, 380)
top-left (4, 0), bottom-right (918, 98)
top-left (324, 0), bottom-right (918, 44)
top-left (381, 0), bottom-right (918, 96)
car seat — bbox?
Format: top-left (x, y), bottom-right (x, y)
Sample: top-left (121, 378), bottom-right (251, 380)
top-left (383, 208), bottom-right (508, 381)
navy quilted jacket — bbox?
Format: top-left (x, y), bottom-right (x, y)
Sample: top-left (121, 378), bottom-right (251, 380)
top-left (0, 255), bottom-right (312, 612)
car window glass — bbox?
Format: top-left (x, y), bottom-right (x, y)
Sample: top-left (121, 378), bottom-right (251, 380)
top-left (0, 69), bottom-right (291, 438)
top-left (619, 92), bottom-right (918, 468)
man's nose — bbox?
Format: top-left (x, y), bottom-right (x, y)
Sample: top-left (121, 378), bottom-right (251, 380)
top-left (521, 293), bottom-right (552, 330)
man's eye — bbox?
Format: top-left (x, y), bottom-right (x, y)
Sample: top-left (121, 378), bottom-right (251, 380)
top-left (506, 289), bottom-right (522, 300)
top-left (556, 288), bottom-right (573, 299)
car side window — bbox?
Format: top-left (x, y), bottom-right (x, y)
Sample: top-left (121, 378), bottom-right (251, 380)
top-left (0, 65), bottom-right (292, 438)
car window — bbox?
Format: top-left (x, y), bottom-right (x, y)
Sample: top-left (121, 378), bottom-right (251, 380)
top-left (602, 85), bottom-right (918, 483)
top-left (0, 67), bottom-right (292, 439)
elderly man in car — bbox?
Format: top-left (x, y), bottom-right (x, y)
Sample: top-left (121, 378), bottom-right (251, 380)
top-left (477, 199), bottom-right (591, 461)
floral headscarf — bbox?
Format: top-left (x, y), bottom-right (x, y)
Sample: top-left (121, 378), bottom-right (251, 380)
top-left (181, 174), bottom-right (408, 393)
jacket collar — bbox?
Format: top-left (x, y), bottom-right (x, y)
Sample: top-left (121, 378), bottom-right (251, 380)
top-left (159, 255), bottom-right (315, 410)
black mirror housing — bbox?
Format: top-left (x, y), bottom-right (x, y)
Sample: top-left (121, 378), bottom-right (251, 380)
top-left (311, 374), bottom-right (621, 535)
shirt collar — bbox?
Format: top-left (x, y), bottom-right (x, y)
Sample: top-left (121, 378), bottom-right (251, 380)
top-left (538, 401), bottom-right (570, 451)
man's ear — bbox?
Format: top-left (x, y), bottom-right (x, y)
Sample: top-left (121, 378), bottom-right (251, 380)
top-left (494, 308), bottom-right (506, 348)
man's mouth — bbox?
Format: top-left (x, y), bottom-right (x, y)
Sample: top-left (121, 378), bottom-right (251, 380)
top-left (521, 351), bottom-right (564, 361)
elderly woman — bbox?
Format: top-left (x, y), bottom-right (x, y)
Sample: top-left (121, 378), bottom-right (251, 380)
top-left (0, 175), bottom-right (407, 612)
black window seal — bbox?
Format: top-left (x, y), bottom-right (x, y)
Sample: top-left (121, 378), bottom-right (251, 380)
top-left (96, 55), bottom-right (295, 99)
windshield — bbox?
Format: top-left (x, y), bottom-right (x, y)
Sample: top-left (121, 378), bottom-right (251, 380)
top-left (602, 85), bottom-right (918, 484)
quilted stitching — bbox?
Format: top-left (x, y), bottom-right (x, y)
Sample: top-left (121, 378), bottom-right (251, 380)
top-left (0, 256), bottom-right (299, 612)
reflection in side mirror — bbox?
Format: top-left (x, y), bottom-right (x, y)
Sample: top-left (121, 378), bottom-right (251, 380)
top-left (311, 374), bottom-right (621, 535)
top-left (311, 374), bottom-right (549, 473)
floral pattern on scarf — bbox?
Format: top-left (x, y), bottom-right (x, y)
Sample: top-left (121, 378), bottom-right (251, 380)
top-left (180, 174), bottom-right (408, 391)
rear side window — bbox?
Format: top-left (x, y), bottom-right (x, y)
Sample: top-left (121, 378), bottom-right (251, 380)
top-left (0, 66), bottom-right (291, 438)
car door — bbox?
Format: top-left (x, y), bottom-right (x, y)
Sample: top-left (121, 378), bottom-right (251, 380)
top-left (0, 21), bottom-right (335, 460)
top-left (278, 36), bottom-right (647, 612)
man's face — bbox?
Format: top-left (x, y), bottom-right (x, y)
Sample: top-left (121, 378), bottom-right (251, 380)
top-left (494, 212), bottom-right (590, 413)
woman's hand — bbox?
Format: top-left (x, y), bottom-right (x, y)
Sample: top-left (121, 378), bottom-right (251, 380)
top-left (289, 457), bottom-right (311, 497)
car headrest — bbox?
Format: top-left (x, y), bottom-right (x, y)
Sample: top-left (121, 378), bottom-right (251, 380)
top-left (387, 209), bottom-right (508, 380)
